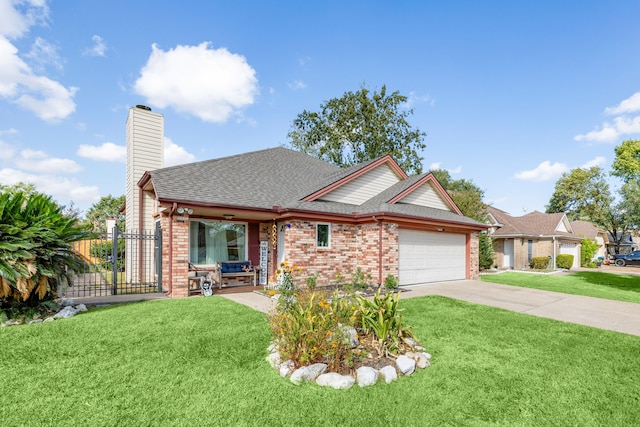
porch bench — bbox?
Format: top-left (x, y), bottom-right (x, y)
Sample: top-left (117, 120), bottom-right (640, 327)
top-left (216, 261), bottom-right (258, 288)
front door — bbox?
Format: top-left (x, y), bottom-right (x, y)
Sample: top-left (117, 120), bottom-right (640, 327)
top-left (503, 239), bottom-right (514, 268)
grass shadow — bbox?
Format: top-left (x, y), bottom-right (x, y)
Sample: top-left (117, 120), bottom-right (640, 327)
top-left (570, 271), bottom-right (640, 294)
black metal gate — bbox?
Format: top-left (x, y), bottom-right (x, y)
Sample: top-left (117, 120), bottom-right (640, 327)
top-left (62, 228), bottom-right (162, 298)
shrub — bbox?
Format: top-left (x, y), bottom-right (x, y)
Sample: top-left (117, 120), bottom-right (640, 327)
top-left (305, 273), bottom-right (319, 290)
top-left (384, 274), bottom-right (398, 290)
top-left (351, 267), bottom-right (372, 289)
top-left (530, 257), bottom-right (550, 270)
top-left (0, 191), bottom-right (89, 309)
top-left (268, 288), bottom-right (357, 371)
top-left (479, 232), bottom-right (495, 270)
top-left (353, 290), bottom-right (415, 357)
top-left (580, 238), bottom-right (599, 267)
top-left (556, 254), bottom-right (574, 269)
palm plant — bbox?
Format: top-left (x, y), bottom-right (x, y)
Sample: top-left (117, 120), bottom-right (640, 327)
top-left (0, 191), bottom-right (90, 306)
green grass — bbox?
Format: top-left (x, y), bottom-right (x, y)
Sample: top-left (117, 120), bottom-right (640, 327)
top-left (481, 271), bottom-right (640, 304)
top-left (1, 296), bottom-right (639, 426)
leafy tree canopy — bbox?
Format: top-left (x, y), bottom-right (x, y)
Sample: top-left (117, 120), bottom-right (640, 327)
top-left (85, 195), bottom-right (125, 233)
top-left (546, 166), bottom-right (611, 222)
top-left (430, 169), bottom-right (488, 222)
top-left (612, 139), bottom-right (640, 182)
top-left (288, 84), bottom-right (427, 175)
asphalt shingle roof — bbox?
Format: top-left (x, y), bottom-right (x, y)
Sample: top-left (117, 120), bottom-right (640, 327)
top-left (487, 206), bottom-right (578, 238)
top-left (149, 147), bottom-right (485, 227)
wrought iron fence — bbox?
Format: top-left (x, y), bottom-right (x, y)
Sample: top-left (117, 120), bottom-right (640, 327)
top-left (61, 228), bottom-right (162, 298)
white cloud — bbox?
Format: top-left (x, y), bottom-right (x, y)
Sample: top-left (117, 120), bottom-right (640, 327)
top-left (134, 42), bottom-right (258, 123)
top-left (604, 92), bottom-right (640, 115)
top-left (428, 162), bottom-right (461, 174)
top-left (0, 168), bottom-right (100, 202)
top-left (164, 137), bottom-right (195, 166)
top-left (0, 140), bottom-right (15, 160)
top-left (0, 127), bottom-right (17, 135)
top-left (576, 92), bottom-right (640, 143)
top-left (575, 115), bottom-right (640, 143)
top-left (78, 142), bottom-right (126, 162)
top-left (404, 92), bottom-right (434, 109)
top-left (514, 161), bottom-right (568, 182)
top-left (287, 80), bottom-right (306, 90)
top-left (581, 156), bottom-right (606, 169)
top-left (0, 0), bottom-right (50, 40)
top-left (84, 35), bottom-right (107, 57)
top-left (0, 2), bottom-right (77, 122)
top-left (25, 36), bottom-right (63, 72)
top-left (14, 149), bottom-right (82, 173)
top-left (574, 122), bottom-right (619, 142)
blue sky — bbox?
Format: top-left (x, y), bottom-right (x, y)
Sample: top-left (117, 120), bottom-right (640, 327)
top-left (2, 0), bottom-right (640, 217)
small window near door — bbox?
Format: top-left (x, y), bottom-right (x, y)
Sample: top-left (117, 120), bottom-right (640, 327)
top-left (316, 223), bottom-right (330, 248)
top-left (527, 239), bottom-right (533, 263)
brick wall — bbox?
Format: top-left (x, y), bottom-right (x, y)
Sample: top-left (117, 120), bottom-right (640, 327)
top-left (468, 232), bottom-right (479, 279)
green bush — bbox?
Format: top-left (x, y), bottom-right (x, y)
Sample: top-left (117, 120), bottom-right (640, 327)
top-left (530, 257), bottom-right (550, 269)
top-left (384, 274), bottom-right (398, 290)
top-left (556, 254), bottom-right (574, 269)
top-left (0, 191), bottom-right (89, 309)
top-left (479, 232), bottom-right (495, 270)
top-left (580, 238), bottom-right (599, 267)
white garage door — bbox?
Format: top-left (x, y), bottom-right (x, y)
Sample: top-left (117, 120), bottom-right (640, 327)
top-left (398, 229), bottom-right (466, 285)
top-left (559, 242), bottom-right (580, 268)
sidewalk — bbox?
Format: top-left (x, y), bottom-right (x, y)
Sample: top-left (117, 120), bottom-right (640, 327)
top-left (221, 280), bottom-right (640, 337)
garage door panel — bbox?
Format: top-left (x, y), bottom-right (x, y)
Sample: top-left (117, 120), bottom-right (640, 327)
top-left (399, 229), bottom-right (465, 285)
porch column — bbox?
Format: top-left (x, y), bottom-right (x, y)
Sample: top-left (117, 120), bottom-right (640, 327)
top-left (171, 214), bottom-right (190, 298)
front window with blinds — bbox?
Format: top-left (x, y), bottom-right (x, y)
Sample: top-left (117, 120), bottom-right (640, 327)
top-left (189, 221), bottom-right (247, 264)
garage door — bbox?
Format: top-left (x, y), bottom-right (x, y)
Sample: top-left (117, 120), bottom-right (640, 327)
top-left (559, 242), bottom-right (580, 268)
top-left (398, 229), bottom-right (466, 285)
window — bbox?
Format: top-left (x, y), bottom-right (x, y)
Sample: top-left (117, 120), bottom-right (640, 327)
top-left (189, 221), bottom-right (247, 264)
top-left (527, 240), bottom-right (533, 263)
top-left (316, 223), bottom-right (330, 248)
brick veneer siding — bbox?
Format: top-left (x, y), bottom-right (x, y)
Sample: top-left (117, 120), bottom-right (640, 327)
top-left (468, 232), bottom-right (479, 279)
top-left (163, 217), bottom-right (475, 297)
top-left (261, 220), bottom-right (399, 287)
top-left (492, 237), bottom-right (560, 269)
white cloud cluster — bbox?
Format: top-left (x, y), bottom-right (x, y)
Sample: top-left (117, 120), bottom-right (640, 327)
top-left (0, 0), bottom-right (77, 122)
top-left (164, 137), bottom-right (195, 166)
top-left (575, 92), bottom-right (640, 143)
top-left (84, 35), bottom-right (107, 57)
top-left (514, 160), bottom-right (568, 182)
top-left (514, 156), bottom-right (606, 182)
top-left (78, 142), bottom-right (126, 162)
top-left (14, 148), bottom-right (82, 173)
top-left (0, 167), bottom-right (100, 202)
top-left (77, 137), bottom-right (195, 167)
top-left (134, 42), bottom-right (258, 123)
top-left (428, 162), bottom-right (461, 174)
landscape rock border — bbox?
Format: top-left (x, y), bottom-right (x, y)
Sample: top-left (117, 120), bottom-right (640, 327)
top-left (266, 341), bottom-right (432, 390)
top-left (1, 299), bottom-right (97, 327)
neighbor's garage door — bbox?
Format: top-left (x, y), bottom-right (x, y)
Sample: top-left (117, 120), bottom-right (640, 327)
top-left (398, 229), bottom-right (466, 285)
top-left (559, 242), bottom-right (580, 268)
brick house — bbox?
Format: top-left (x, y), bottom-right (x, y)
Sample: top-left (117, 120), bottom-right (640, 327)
top-left (487, 206), bottom-right (583, 269)
top-left (126, 106), bottom-right (487, 297)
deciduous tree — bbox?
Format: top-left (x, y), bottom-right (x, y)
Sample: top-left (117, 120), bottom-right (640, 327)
top-left (288, 84), bottom-right (427, 175)
top-left (85, 195), bottom-right (125, 233)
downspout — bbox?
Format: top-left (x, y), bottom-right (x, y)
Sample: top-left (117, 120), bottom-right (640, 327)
top-left (553, 236), bottom-right (557, 269)
top-left (166, 202), bottom-right (177, 296)
top-left (138, 186), bottom-right (144, 282)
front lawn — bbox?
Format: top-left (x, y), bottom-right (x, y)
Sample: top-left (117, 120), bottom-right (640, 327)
top-left (1, 296), bottom-right (639, 426)
top-left (481, 271), bottom-right (640, 304)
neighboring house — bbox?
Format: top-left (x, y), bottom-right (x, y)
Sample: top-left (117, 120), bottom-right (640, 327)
top-left (125, 106), bottom-right (487, 298)
top-left (570, 220), bottom-right (609, 260)
top-left (606, 232), bottom-right (637, 255)
top-left (487, 206), bottom-right (583, 269)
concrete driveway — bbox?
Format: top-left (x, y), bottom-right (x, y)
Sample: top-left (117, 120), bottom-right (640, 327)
top-left (401, 280), bottom-right (640, 336)
top-left (222, 279), bottom-right (640, 337)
